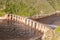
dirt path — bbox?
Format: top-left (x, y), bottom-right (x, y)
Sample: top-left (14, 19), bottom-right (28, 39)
top-left (0, 19), bottom-right (42, 40)
top-left (35, 14), bottom-right (60, 26)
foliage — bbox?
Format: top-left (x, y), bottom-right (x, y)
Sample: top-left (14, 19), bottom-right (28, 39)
top-left (0, 0), bottom-right (60, 17)
top-left (0, 11), bottom-right (5, 16)
top-left (54, 27), bottom-right (60, 40)
top-left (47, 0), bottom-right (60, 11)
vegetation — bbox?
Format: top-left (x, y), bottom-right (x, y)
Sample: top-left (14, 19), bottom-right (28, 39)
top-left (0, 12), bottom-right (5, 16)
top-left (47, 0), bottom-right (60, 11)
top-left (53, 27), bottom-right (60, 40)
top-left (0, 0), bottom-right (60, 17)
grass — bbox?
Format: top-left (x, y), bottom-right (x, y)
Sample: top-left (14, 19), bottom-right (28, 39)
top-left (7, 0), bottom-right (55, 17)
top-left (0, 11), bottom-right (6, 16)
top-left (20, 0), bottom-right (55, 17)
top-left (54, 27), bottom-right (60, 40)
top-left (55, 27), bottom-right (60, 32)
top-left (15, 0), bottom-right (60, 17)
top-left (0, 0), bottom-right (60, 17)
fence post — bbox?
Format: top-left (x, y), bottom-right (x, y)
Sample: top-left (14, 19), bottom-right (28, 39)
top-left (34, 22), bottom-right (37, 35)
top-left (7, 14), bottom-right (10, 26)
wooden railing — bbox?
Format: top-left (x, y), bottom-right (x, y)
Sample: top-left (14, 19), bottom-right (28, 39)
top-left (4, 14), bottom-right (54, 40)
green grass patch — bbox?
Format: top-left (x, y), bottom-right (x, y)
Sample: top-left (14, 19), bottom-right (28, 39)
top-left (0, 12), bottom-right (6, 16)
top-left (55, 27), bottom-right (60, 33)
top-left (0, 0), bottom-right (60, 17)
top-left (54, 27), bottom-right (60, 40)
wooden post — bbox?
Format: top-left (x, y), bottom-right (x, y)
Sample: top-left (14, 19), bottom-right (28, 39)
top-left (7, 14), bottom-right (10, 26)
top-left (31, 21), bottom-right (33, 35)
top-left (25, 19), bottom-right (27, 34)
top-left (34, 22), bottom-right (36, 35)
top-left (10, 14), bottom-right (12, 26)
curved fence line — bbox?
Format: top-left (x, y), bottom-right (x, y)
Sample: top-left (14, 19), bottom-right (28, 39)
top-left (4, 14), bottom-right (54, 40)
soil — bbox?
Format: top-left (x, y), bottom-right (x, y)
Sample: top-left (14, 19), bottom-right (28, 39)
top-left (35, 14), bottom-right (60, 26)
top-left (0, 19), bottom-right (42, 40)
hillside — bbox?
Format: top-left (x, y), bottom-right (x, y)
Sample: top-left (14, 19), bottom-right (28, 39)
top-left (0, 0), bottom-right (60, 17)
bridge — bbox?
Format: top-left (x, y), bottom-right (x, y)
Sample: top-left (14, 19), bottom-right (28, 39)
top-left (0, 14), bottom-right (54, 40)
